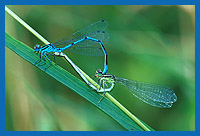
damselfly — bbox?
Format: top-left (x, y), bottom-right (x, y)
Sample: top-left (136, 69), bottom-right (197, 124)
top-left (95, 69), bottom-right (177, 108)
top-left (54, 52), bottom-right (115, 93)
top-left (34, 20), bottom-right (109, 74)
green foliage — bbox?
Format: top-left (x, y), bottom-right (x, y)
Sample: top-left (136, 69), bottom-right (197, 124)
top-left (5, 33), bottom-right (155, 131)
top-left (5, 5), bottom-right (195, 131)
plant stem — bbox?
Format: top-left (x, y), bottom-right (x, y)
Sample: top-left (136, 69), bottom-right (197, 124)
top-left (5, 6), bottom-right (151, 131)
top-left (105, 93), bottom-right (150, 131)
top-left (5, 6), bottom-right (49, 45)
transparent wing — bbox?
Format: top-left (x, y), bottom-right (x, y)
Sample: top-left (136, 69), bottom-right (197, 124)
top-left (53, 20), bottom-right (109, 47)
top-left (116, 77), bottom-right (177, 108)
top-left (66, 46), bottom-right (104, 56)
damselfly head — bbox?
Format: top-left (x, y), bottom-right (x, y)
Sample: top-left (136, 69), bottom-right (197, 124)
top-left (34, 44), bottom-right (41, 52)
top-left (95, 69), bottom-right (103, 78)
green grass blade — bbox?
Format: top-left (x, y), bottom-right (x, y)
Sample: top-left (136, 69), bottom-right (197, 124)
top-left (5, 32), bottom-right (154, 131)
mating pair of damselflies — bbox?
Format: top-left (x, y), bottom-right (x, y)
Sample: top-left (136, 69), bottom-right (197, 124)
top-left (34, 20), bottom-right (177, 108)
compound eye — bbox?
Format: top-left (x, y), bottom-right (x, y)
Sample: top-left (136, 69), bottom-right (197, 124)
top-left (34, 44), bottom-right (40, 49)
top-left (96, 69), bottom-right (102, 74)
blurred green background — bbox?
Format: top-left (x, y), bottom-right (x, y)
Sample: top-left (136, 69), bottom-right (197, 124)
top-left (5, 5), bottom-right (195, 131)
